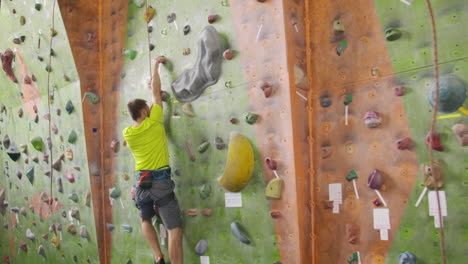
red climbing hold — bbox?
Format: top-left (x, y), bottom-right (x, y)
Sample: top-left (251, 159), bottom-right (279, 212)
top-left (0, 49), bottom-right (18, 83)
top-left (396, 137), bottom-right (412, 150)
top-left (264, 158), bottom-right (278, 170)
top-left (373, 198), bottom-right (383, 207)
top-left (258, 81), bottom-right (273, 98)
top-left (394, 86), bottom-right (405, 96)
top-left (187, 209), bottom-right (198, 216)
top-left (223, 49), bottom-right (234, 60)
top-left (425, 131), bottom-right (444, 151)
top-left (201, 208), bottom-right (212, 216)
top-left (270, 211), bottom-right (282, 218)
top-left (208, 15), bottom-right (219, 24)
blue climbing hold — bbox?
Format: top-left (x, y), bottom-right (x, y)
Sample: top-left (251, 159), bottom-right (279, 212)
top-left (428, 75), bottom-right (466, 113)
top-left (399, 251), bottom-right (416, 264)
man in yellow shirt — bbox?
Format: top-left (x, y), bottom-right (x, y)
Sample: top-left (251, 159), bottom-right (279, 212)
top-left (123, 56), bottom-right (182, 264)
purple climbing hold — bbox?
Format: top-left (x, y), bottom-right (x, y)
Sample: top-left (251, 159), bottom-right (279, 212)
top-left (215, 137), bottom-right (226, 150)
top-left (111, 138), bottom-right (120, 153)
top-left (364, 111), bottom-right (382, 128)
top-left (367, 169), bottom-right (384, 190)
top-left (195, 238), bottom-right (208, 256)
top-left (106, 223), bottom-right (115, 231)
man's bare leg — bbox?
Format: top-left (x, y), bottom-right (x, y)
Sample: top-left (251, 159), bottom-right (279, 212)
top-left (168, 227), bottom-right (183, 264)
top-left (141, 219), bottom-right (164, 262)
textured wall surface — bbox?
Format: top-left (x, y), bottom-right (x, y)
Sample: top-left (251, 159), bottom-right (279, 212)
top-left (0, 1), bottom-right (99, 263)
top-left (110, 0), bottom-right (283, 263)
top-left (308, 0), bottom-right (468, 263)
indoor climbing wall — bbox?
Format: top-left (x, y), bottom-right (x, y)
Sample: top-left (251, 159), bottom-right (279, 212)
top-left (374, 0), bottom-right (468, 263)
top-left (0, 1), bottom-right (99, 263)
top-left (110, 0), bottom-right (282, 263)
top-left (309, 0), bottom-right (467, 263)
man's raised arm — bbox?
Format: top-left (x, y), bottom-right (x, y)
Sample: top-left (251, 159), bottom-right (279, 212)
top-left (151, 56), bottom-right (167, 108)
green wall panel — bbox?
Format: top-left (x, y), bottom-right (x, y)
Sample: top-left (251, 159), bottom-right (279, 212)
top-left (0, 1), bottom-right (99, 263)
top-left (111, 0), bottom-right (281, 263)
top-left (373, 0), bottom-right (468, 263)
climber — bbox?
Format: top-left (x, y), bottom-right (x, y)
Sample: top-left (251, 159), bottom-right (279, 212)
top-left (123, 56), bottom-right (183, 264)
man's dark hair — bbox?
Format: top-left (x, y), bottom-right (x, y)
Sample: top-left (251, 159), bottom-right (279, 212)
top-left (127, 99), bottom-right (148, 121)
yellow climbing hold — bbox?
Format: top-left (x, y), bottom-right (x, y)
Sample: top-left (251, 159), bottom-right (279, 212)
top-left (265, 178), bottom-right (283, 200)
top-left (459, 107), bottom-right (468, 116)
top-left (51, 234), bottom-right (60, 249)
top-left (218, 132), bottom-right (254, 192)
top-left (144, 6), bottom-right (156, 23)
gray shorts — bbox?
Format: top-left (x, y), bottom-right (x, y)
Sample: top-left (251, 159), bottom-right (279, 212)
top-left (135, 179), bottom-right (182, 230)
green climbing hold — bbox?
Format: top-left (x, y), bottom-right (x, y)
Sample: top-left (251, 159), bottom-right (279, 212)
top-left (35, 3), bottom-right (42, 11)
top-left (336, 40), bottom-right (348, 56)
top-left (344, 94), bottom-right (353, 105)
top-left (199, 184), bottom-right (211, 199)
top-left (123, 49), bottom-right (137, 60)
top-left (31, 137), bottom-right (44, 152)
top-left (384, 28), bottom-right (402, 41)
top-left (68, 193), bottom-right (79, 203)
top-left (20, 16), bottom-right (26, 26)
top-left (109, 187), bottom-right (121, 199)
top-left (245, 112), bottom-right (259, 124)
top-left (198, 141), bottom-right (210, 153)
top-left (84, 92), bottom-right (100, 104)
top-left (66, 100), bottom-right (74, 114)
top-left (68, 130), bottom-right (77, 144)
top-left (26, 167), bottom-right (34, 184)
top-left (347, 252), bottom-right (360, 264)
top-left (45, 65), bottom-right (52, 72)
top-left (346, 170), bottom-right (358, 181)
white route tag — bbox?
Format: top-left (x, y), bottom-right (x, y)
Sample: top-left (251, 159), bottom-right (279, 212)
top-left (329, 183), bottom-right (343, 204)
top-left (225, 192), bottom-right (242, 208)
top-left (428, 191), bottom-right (447, 217)
top-left (200, 256), bottom-right (210, 264)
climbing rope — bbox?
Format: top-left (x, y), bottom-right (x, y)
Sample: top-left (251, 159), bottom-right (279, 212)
top-left (46, 0), bottom-right (58, 211)
top-left (145, 1), bottom-right (153, 84)
top-left (425, 0), bottom-right (446, 263)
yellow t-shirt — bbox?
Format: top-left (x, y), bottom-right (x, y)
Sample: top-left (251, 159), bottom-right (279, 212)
top-left (123, 105), bottom-right (169, 171)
